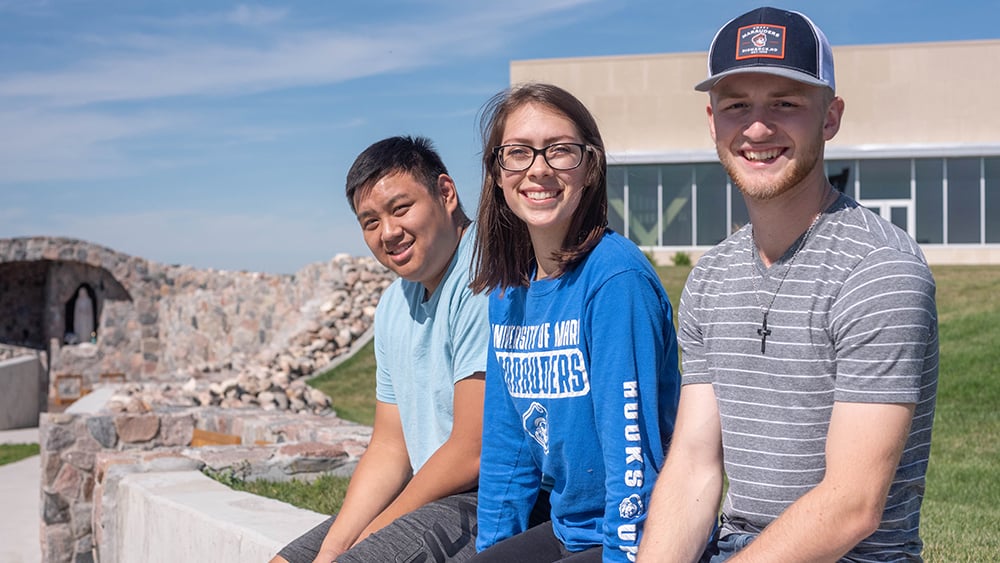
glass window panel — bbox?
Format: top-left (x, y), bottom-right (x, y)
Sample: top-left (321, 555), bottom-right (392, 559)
top-left (915, 159), bottom-right (944, 244)
top-left (695, 163), bottom-right (728, 246)
top-left (730, 183), bottom-right (749, 234)
top-left (826, 160), bottom-right (855, 196)
top-left (626, 165), bottom-right (660, 246)
top-left (607, 166), bottom-right (626, 234)
top-left (660, 164), bottom-right (693, 246)
top-left (859, 159), bottom-right (911, 200)
top-left (890, 207), bottom-right (908, 231)
top-left (947, 157), bottom-right (982, 244)
top-left (986, 158), bottom-right (1000, 243)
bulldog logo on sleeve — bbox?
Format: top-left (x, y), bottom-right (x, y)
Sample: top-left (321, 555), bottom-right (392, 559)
top-left (521, 402), bottom-right (549, 454)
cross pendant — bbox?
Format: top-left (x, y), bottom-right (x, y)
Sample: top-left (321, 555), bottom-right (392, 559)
top-left (757, 312), bottom-right (772, 354)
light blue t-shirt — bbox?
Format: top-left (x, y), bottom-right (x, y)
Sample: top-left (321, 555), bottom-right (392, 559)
top-left (373, 223), bottom-right (489, 472)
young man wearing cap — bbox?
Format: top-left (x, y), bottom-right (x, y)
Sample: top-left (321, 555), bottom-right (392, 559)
top-left (272, 136), bottom-right (488, 563)
top-left (637, 7), bottom-right (938, 563)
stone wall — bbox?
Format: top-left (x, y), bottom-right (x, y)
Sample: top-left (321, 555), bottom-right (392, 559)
top-left (0, 355), bottom-right (45, 429)
top-left (0, 343), bottom-right (40, 362)
top-left (4, 237), bottom-right (399, 561)
top-left (40, 406), bottom-right (372, 563)
top-left (0, 237), bottom-right (394, 405)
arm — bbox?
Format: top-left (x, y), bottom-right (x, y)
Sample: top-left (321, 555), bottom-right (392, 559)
top-left (313, 400), bottom-right (413, 562)
top-left (315, 375), bottom-right (485, 562)
top-left (637, 269), bottom-right (722, 563)
top-left (727, 401), bottom-right (914, 563)
top-left (636, 383), bottom-right (724, 563)
top-left (589, 271), bottom-right (680, 562)
top-left (355, 373), bottom-right (485, 541)
top-left (728, 250), bottom-right (931, 561)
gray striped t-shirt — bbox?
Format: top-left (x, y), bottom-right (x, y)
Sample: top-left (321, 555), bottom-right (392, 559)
top-left (679, 194), bottom-right (938, 561)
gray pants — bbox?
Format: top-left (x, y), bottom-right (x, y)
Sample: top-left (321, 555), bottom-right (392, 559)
top-left (278, 491), bottom-right (479, 563)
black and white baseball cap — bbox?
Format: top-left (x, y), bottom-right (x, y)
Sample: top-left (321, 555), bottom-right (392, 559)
top-left (695, 6), bottom-right (835, 93)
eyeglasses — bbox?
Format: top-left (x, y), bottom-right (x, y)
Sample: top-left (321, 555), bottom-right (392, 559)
top-left (493, 143), bottom-right (593, 172)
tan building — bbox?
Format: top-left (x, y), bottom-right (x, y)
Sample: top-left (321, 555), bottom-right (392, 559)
top-left (510, 39), bottom-right (1000, 264)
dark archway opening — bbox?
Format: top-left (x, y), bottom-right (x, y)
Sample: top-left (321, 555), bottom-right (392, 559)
top-left (0, 261), bottom-right (48, 350)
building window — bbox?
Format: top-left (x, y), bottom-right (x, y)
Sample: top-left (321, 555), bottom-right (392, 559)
top-left (891, 207), bottom-right (909, 231)
top-left (859, 159), bottom-right (911, 200)
top-left (826, 160), bottom-right (856, 196)
top-left (608, 166), bottom-right (626, 234)
top-left (611, 154), bottom-right (998, 250)
top-left (695, 163), bottom-right (728, 245)
top-left (627, 165), bottom-right (661, 246)
top-left (986, 157), bottom-right (1000, 244)
top-left (661, 165), bottom-right (693, 246)
top-left (947, 157), bottom-right (982, 244)
top-left (915, 158), bottom-right (944, 244)
top-left (731, 183), bottom-right (749, 233)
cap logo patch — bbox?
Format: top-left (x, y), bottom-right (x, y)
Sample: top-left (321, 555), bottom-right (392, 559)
top-left (735, 24), bottom-right (785, 60)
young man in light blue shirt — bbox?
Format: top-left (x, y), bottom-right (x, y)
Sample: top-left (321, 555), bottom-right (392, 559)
top-left (273, 136), bottom-right (489, 563)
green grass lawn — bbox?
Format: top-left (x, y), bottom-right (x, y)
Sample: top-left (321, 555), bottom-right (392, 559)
top-left (0, 443), bottom-right (40, 466)
top-left (217, 469), bottom-right (351, 516)
top-left (919, 266), bottom-right (1000, 561)
top-left (234, 264), bottom-right (1000, 560)
top-left (309, 339), bottom-right (377, 427)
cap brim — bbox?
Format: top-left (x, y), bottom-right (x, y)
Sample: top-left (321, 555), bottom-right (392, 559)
top-left (695, 66), bottom-right (833, 92)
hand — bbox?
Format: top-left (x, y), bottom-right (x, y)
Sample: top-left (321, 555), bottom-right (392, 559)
top-left (311, 547), bottom-right (344, 563)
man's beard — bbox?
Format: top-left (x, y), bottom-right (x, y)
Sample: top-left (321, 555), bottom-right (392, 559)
top-left (719, 135), bottom-right (824, 202)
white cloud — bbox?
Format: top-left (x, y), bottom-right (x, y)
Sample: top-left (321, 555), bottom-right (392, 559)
top-left (0, 109), bottom-right (177, 182)
top-left (0, 0), bottom-right (603, 271)
top-left (227, 5), bottom-right (288, 27)
top-left (0, 0), bottom-right (601, 186)
top-left (0, 0), bottom-right (600, 107)
top-left (0, 33), bottom-right (424, 106)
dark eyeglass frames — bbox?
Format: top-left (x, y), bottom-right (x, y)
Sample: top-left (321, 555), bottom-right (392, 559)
top-left (493, 143), bottom-right (593, 172)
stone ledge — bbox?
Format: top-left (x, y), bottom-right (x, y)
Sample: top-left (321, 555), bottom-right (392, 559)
top-left (41, 408), bottom-right (371, 562)
top-left (0, 355), bottom-right (44, 430)
top-left (109, 470), bottom-right (327, 562)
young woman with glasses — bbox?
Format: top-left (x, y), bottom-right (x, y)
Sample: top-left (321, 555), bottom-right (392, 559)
top-left (468, 82), bottom-right (681, 563)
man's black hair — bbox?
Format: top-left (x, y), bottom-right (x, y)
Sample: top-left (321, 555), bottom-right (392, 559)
top-left (345, 136), bottom-right (450, 213)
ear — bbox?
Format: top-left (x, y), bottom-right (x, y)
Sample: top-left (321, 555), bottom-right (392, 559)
top-left (706, 103), bottom-right (718, 143)
top-left (437, 174), bottom-right (459, 213)
top-left (822, 96), bottom-right (845, 141)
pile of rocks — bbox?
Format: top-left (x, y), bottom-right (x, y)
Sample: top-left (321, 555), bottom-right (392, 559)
top-left (258, 286), bottom-right (380, 382)
top-left (104, 373), bottom-right (334, 414)
top-left (103, 254), bottom-right (394, 415)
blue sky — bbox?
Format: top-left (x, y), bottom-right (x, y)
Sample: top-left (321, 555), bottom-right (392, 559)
top-left (1, 0), bottom-right (996, 274)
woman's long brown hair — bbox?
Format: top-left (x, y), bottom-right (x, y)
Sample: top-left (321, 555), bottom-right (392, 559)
top-left (470, 82), bottom-right (608, 293)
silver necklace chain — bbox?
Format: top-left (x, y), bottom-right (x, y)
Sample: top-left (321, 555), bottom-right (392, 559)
top-left (750, 187), bottom-right (835, 354)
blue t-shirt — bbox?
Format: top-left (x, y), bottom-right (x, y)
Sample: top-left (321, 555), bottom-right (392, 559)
top-left (476, 230), bottom-right (681, 562)
top-left (374, 223), bottom-right (489, 472)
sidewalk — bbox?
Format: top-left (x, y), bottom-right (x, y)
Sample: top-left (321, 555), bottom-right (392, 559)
top-left (0, 427), bottom-right (39, 445)
top-left (0, 426), bottom-right (41, 563)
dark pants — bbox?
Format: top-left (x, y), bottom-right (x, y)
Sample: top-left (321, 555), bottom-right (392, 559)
top-left (467, 521), bottom-right (603, 563)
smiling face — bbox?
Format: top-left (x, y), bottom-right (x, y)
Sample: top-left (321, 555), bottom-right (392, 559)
top-left (708, 73), bottom-right (843, 201)
top-left (354, 171), bottom-right (461, 295)
top-left (498, 102), bottom-right (589, 249)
